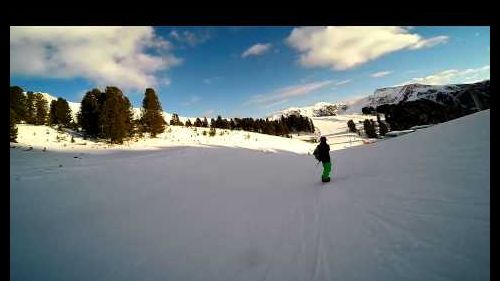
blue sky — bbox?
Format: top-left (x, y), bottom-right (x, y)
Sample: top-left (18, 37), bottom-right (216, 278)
top-left (10, 26), bottom-right (490, 118)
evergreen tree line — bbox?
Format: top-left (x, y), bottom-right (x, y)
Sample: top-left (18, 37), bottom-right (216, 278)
top-left (11, 83), bottom-right (315, 144)
top-left (362, 100), bottom-right (472, 133)
top-left (374, 99), bottom-right (472, 131)
top-left (181, 115), bottom-right (314, 137)
top-left (77, 87), bottom-right (135, 143)
top-left (77, 87), bottom-right (165, 143)
top-left (346, 115), bottom-right (388, 139)
top-left (10, 86), bottom-right (73, 142)
top-left (10, 87), bottom-right (52, 126)
top-left (175, 114), bottom-right (315, 137)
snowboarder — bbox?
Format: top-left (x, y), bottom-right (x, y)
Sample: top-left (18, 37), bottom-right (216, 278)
top-left (313, 136), bottom-right (331, 182)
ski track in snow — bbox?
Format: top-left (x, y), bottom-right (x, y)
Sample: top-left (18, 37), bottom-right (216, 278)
top-left (10, 110), bottom-right (490, 281)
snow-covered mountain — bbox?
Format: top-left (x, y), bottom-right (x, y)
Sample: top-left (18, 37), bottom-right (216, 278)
top-left (344, 80), bottom-right (490, 113)
top-left (269, 80), bottom-right (489, 118)
top-left (269, 102), bottom-right (348, 119)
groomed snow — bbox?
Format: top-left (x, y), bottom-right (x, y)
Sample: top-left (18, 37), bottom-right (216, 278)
top-left (10, 110), bottom-right (489, 281)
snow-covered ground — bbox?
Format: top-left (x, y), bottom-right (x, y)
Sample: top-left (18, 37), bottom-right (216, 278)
top-left (19, 92), bottom-right (376, 152)
top-left (13, 124), bottom-right (318, 154)
top-left (309, 114), bottom-right (373, 148)
top-left (13, 112), bottom-right (378, 154)
top-left (10, 110), bottom-right (489, 281)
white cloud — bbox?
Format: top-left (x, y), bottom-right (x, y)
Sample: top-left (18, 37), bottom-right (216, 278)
top-left (242, 43), bottom-right (272, 58)
top-left (262, 99), bottom-right (291, 109)
top-left (247, 80), bottom-right (334, 107)
top-left (286, 26), bottom-right (449, 70)
top-left (183, 96), bottom-right (201, 106)
top-left (10, 26), bottom-right (182, 91)
top-left (335, 79), bottom-right (352, 86)
top-left (409, 35), bottom-right (448, 49)
top-left (402, 65), bottom-right (490, 85)
top-left (169, 29), bottom-right (211, 46)
top-left (371, 71), bottom-right (392, 78)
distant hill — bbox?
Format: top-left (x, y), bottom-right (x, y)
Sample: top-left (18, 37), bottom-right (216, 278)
top-left (347, 80), bottom-right (490, 113)
top-left (269, 102), bottom-right (348, 119)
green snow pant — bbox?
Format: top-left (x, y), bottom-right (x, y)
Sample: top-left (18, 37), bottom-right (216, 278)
top-left (322, 161), bottom-right (332, 180)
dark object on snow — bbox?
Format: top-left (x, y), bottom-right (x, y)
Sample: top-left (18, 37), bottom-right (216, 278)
top-left (59, 164), bottom-right (63, 167)
top-left (313, 137), bottom-right (330, 163)
top-left (314, 137), bottom-right (332, 182)
top-left (313, 147), bottom-right (320, 161)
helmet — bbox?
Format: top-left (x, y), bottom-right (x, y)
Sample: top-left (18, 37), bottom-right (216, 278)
top-left (320, 136), bottom-right (327, 143)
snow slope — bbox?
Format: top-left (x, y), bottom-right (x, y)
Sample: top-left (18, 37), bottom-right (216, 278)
top-left (10, 110), bottom-right (490, 281)
top-left (307, 114), bottom-right (371, 147)
top-left (13, 124), bottom-right (318, 154)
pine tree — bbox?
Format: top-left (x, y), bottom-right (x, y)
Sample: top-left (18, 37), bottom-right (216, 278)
top-left (10, 108), bottom-right (18, 142)
top-left (34, 93), bottom-right (48, 125)
top-left (141, 88), bottom-right (165, 137)
top-left (347, 120), bottom-right (357, 133)
top-left (56, 98), bottom-right (72, 127)
top-left (194, 118), bottom-right (202, 127)
top-left (123, 96), bottom-right (134, 137)
top-left (10, 86), bottom-right (27, 122)
top-left (378, 120), bottom-right (388, 136)
top-left (170, 113), bottom-right (182, 126)
top-left (49, 100), bottom-right (57, 126)
top-left (25, 92), bottom-right (36, 124)
top-left (273, 121), bottom-right (281, 136)
top-left (363, 119), bottom-right (377, 138)
top-left (280, 119), bottom-right (289, 136)
top-left (185, 119), bottom-right (192, 127)
top-left (49, 98), bottom-right (72, 127)
top-left (99, 86), bottom-right (131, 143)
top-left (78, 89), bottom-right (102, 137)
top-left (202, 117), bottom-right (209, 127)
top-left (215, 115), bottom-right (223, 128)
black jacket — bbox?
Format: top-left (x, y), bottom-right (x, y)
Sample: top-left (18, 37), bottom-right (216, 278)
top-left (315, 142), bottom-right (330, 163)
